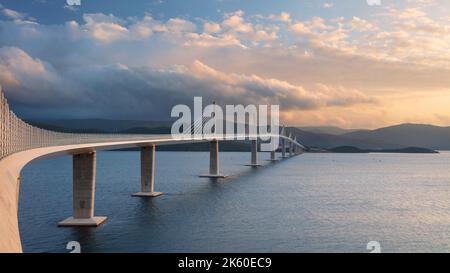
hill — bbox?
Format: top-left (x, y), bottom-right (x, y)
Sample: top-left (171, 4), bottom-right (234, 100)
top-left (343, 124), bottom-right (450, 150)
top-left (286, 127), bottom-right (399, 149)
top-left (329, 146), bottom-right (438, 154)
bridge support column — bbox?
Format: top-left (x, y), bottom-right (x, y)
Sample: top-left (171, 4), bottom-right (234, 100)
top-left (246, 139), bottom-right (261, 167)
top-left (133, 145), bottom-right (163, 197)
top-left (58, 151), bottom-right (107, 227)
top-left (281, 139), bottom-right (286, 158)
top-left (269, 150), bottom-right (277, 161)
top-left (200, 140), bottom-right (227, 178)
top-left (289, 141), bottom-right (293, 157)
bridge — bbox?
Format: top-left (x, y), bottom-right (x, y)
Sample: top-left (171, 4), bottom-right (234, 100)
top-left (0, 87), bottom-right (304, 253)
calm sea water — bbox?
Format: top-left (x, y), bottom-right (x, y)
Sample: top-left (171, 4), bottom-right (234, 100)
top-left (18, 151), bottom-right (450, 253)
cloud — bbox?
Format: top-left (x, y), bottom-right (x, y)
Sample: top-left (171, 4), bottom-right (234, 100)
top-left (2, 8), bottom-right (25, 20)
top-left (184, 33), bottom-right (245, 48)
top-left (385, 7), bottom-right (427, 19)
top-left (166, 18), bottom-right (196, 33)
top-left (1, 6), bottom-right (450, 127)
top-left (203, 22), bottom-right (221, 34)
top-left (0, 46), bottom-right (375, 119)
top-left (83, 13), bottom-right (130, 43)
top-left (0, 47), bottom-right (77, 114)
top-left (186, 60), bottom-right (374, 109)
top-left (279, 12), bottom-right (291, 22)
top-left (222, 10), bottom-right (253, 33)
top-left (265, 12), bottom-right (291, 23)
top-left (349, 17), bottom-right (376, 31)
top-left (0, 5), bottom-right (36, 24)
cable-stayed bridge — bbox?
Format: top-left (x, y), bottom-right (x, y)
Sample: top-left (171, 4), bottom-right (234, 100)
top-left (0, 88), bottom-right (304, 253)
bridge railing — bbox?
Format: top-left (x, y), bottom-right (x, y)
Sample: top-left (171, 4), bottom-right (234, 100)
top-left (0, 89), bottom-right (173, 160)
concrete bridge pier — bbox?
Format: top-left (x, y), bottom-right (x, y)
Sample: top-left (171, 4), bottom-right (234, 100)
top-left (288, 133), bottom-right (293, 157)
top-left (246, 139), bottom-right (261, 167)
top-left (293, 137), bottom-right (299, 155)
top-left (269, 150), bottom-right (277, 161)
top-left (292, 138), bottom-right (295, 155)
top-left (133, 145), bottom-right (163, 197)
top-left (281, 138), bottom-right (286, 158)
top-left (200, 140), bottom-right (227, 178)
top-left (58, 151), bottom-right (107, 227)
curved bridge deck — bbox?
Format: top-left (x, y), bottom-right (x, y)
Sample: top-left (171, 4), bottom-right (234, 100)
top-left (0, 87), bottom-right (304, 252)
top-left (0, 133), bottom-right (303, 253)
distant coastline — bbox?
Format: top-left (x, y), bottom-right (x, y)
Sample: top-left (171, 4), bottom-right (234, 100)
top-left (327, 146), bottom-right (439, 154)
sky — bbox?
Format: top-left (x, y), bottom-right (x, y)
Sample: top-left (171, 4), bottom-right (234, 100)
top-left (0, 0), bottom-right (450, 129)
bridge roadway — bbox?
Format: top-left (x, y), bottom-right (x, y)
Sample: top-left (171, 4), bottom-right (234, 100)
top-left (0, 133), bottom-right (303, 253)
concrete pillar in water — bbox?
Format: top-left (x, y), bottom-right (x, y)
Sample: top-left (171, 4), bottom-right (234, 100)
top-left (281, 138), bottom-right (286, 158)
top-left (246, 139), bottom-right (261, 167)
top-left (132, 145), bottom-right (163, 197)
top-left (58, 151), bottom-right (107, 227)
top-left (210, 140), bottom-right (219, 175)
top-left (200, 140), bottom-right (227, 178)
top-left (270, 150), bottom-right (276, 161)
top-left (293, 137), bottom-right (300, 155)
top-left (296, 144), bottom-right (301, 155)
